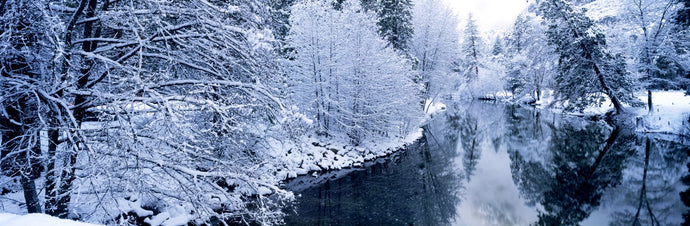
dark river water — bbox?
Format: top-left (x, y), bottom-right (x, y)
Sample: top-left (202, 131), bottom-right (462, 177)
top-left (282, 102), bottom-right (690, 226)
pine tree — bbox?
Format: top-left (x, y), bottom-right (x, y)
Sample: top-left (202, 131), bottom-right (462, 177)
top-left (332, 0), bottom-right (346, 10)
top-left (510, 14), bottom-right (530, 54)
top-left (462, 14), bottom-right (482, 83)
top-left (676, 0), bottom-right (690, 95)
top-left (539, 0), bottom-right (637, 114)
top-left (269, 0), bottom-right (297, 46)
top-left (377, 0), bottom-right (414, 52)
top-left (492, 36), bottom-right (504, 56)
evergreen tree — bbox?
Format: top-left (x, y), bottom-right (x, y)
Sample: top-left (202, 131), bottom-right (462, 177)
top-left (377, 0), bottom-right (414, 52)
top-left (509, 14), bottom-right (530, 54)
top-left (538, 0), bottom-right (637, 114)
top-left (269, 0), bottom-right (297, 56)
top-left (462, 14), bottom-right (482, 83)
top-left (492, 36), bottom-right (504, 56)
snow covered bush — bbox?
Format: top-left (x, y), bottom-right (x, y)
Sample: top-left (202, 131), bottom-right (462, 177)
top-left (279, 107), bottom-right (313, 141)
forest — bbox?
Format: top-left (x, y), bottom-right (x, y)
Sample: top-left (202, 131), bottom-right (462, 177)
top-left (0, 0), bottom-right (689, 225)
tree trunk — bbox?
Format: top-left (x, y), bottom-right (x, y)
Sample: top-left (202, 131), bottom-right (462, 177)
top-left (593, 64), bottom-right (623, 114)
top-left (44, 127), bottom-right (60, 215)
top-left (20, 176), bottom-right (42, 213)
top-left (647, 90), bottom-right (653, 113)
top-left (1, 84), bottom-right (43, 216)
top-left (587, 125), bottom-right (620, 178)
top-left (53, 0), bottom-right (98, 218)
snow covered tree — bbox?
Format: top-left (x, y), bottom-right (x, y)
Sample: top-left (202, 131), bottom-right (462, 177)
top-left (627, 0), bottom-right (682, 112)
top-left (2, 0), bottom-right (293, 222)
top-left (504, 14), bottom-right (557, 102)
top-left (491, 36), bottom-right (505, 56)
top-left (287, 1), bottom-right (421, 145)
top-left (269, 0), bottom-right (298, 49)
top-left (462, 14), bottom-right (482, 84)
top-left (538, 0), bottom-right (637, 114)
top-left (509, 14), bottom-right (530, 54)
top-left (674, 0), bottom-right (690, 95)
top-left (0, 0), bottom-right (59, 214)
top-left (409, 0), bottom-right (461, 104)
top-left (377, 0), bottom-right (414, 52)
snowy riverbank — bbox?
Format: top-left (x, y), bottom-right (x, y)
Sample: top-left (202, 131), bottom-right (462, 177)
top-left (266, 128), bottom-right (424, 181)
top-left (0, 103), bottom-right (435, 226)
top-left (520, 90), bottom-right (690, 136)
top-left (263, 99), bottom-right (445, 181)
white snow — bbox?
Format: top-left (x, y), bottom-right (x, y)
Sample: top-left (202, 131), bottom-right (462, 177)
top-left (265, 123), bottom-right (425, 182)
top-left (144, 212), bottom-right (170, 226)
top-left (529, 89), bottom-right (690, 136)
top-left (116, 197), bottom-right (153, 218)
top-left (634, 91), bottom-right (690, 135)
top-left (0, 213), bottom-right (102, 226)
top-left (425, 99), bottom-right (447, 116)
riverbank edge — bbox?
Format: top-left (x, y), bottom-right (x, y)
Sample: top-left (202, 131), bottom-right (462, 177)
top-left (272, 101), bottom-right (449, 183)
top-left (274, 125), bottom-right (426, 183)
top-left (504, 90), bottom-right (690, 137)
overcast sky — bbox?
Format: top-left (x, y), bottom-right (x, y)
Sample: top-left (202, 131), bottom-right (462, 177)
top-left (442, 0), bottom-right (529, 34)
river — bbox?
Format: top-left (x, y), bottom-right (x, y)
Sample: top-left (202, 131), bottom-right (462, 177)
top-left (282, 102), bottom-right (689, 225)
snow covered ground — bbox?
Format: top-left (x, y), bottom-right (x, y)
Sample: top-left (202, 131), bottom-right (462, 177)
top-left (634, 91), bottom-right (690, 135)
top-left (526, 90), bottom-right (690, 136)
top-left (0, 213), bottom-right (102, 226)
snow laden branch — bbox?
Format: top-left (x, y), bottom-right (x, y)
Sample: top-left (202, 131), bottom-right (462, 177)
top-left (538, 0), bottom-right (638, 114)
top-left (286, 1), bottom-right (422, 145)
top-left (3, 0), bottom-right (291, 223)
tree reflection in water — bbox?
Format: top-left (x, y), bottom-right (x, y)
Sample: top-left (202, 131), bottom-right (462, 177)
top-left (507, 105), bottom-right (689, 225)
top-left (459, 111), bottom-right (481, 182)
top-left (285, 103), bottom-right (689, 225)
top-left (608, 137), bottom-right (689, 226)
top-left (506, 107), bottom-right (634, 225)
top-left (283, 108), bottom-right (464, 226)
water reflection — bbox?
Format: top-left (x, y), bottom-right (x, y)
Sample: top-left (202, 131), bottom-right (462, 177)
top-left (607, 137), bottom-right (689, 226)
top-left (283, 121), bottom-right (464, 225)
top-left (459, 111), bottom-right (481, 182)
top-left (284, 102), bottom-right (689, 225)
